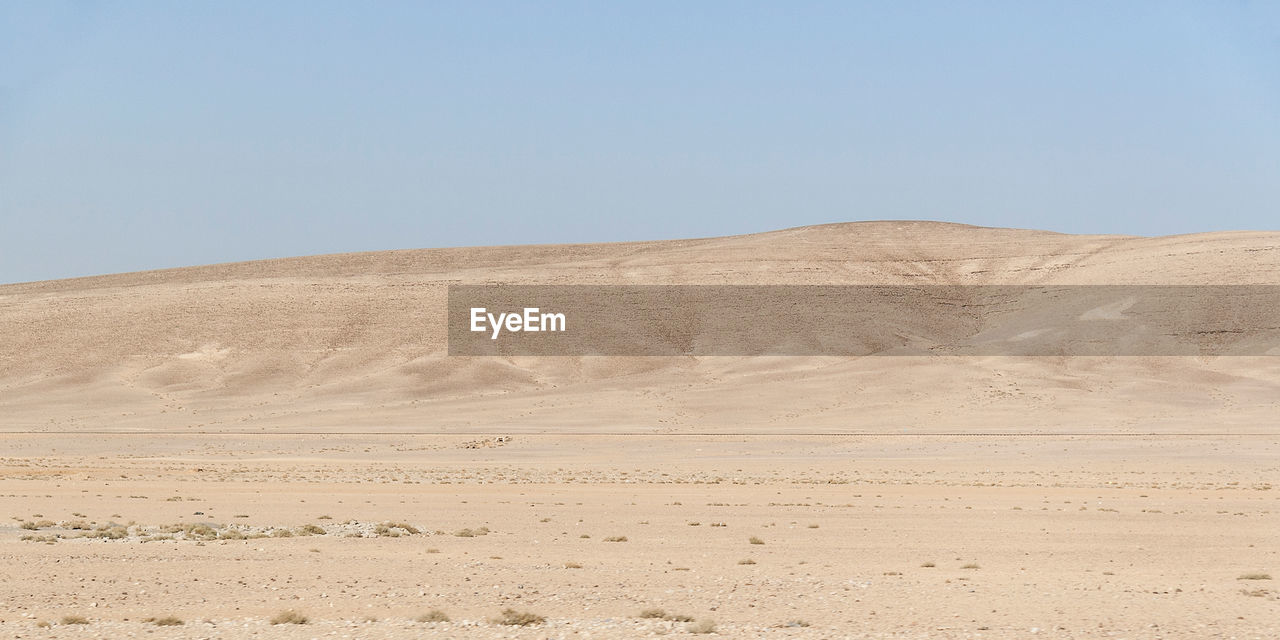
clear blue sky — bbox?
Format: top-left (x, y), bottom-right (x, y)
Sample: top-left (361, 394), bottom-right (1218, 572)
top-left (2, 2), bottom-right (1278, 284)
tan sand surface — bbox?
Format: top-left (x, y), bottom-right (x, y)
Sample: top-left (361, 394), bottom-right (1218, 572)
top-left (1, 222), bottom-right (1278, 637)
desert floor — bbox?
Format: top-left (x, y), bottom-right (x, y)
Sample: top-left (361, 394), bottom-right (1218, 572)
top-left (1, 433), bottom-right (1277, 639)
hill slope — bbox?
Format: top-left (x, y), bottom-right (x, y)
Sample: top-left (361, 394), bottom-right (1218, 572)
top-left (3, 221), bottom-right (1279, 433)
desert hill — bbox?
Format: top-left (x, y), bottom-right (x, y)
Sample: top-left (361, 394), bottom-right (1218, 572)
top-left (2, 221), bottom-right (1279, 433)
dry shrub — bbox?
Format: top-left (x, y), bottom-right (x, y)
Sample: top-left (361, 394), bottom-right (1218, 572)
top-left (492, 608), bottom-right (545, 626)
top-left (687, 618), bottom-right (717, 634)
top-left (269, 610), bottom-right (308, 625)
top-left (86, 526), bottom-right (128, 540)
top-left (415, 609), bottom-right (450, 623)
top-left (637, 609), bottom-right (693, 622)
top-left (381, 521), bottom-right (420, 534)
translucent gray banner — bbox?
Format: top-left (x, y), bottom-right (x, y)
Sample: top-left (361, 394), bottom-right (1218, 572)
top-left (447, 285), bottom-right (1280, 356)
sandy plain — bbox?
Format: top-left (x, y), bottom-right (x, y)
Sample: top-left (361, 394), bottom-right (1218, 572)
top-left (1, 221), bottom-right (1278, 638)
